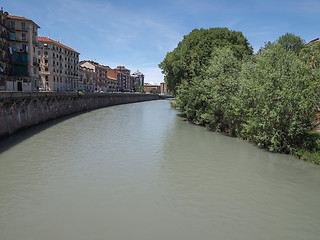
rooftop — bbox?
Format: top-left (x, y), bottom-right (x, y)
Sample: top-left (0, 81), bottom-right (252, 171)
top-left (114, 66), bottom-right (130, 71)
top-left (38, 36), bottom-right (79, 54)
top-left (8, 15), bottom-right (40, 28)
top-left (306, 38), bottom-right (320, 47)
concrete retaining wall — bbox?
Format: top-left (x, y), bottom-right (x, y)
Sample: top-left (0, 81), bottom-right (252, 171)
top-left (0, 92), bottom-right (160, 138)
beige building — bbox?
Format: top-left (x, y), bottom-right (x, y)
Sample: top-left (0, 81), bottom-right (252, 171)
top-left (80, 61), bottom-right (117, 92)
top-left (7, 15), bottom-right (40, 91)
top-left (38, 36), bottom-right (79, 91)
top-left (79, 65), bottom-right (95, 92)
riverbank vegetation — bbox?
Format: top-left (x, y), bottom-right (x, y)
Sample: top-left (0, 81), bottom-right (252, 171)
top-left (159, 28), bottom-right (320, 164)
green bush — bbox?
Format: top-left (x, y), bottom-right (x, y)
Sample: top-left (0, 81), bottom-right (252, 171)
top-left (160, 30), bottom-right (320, 163)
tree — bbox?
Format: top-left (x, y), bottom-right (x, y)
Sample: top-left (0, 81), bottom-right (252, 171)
top-left (137, 85), bottom-right (145, 93)
top-left (239, 43), bottom-right (320, 152)
top-left (159, 27), bottom-right (253, 95)
top-left (150, 88), bottom-right (161, 94)
top-left (277, 33), bottom-right (306, 53)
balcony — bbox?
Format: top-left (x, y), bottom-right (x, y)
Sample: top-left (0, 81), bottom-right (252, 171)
top-left (40, 69), bottom-right (50, 75)
top-left (13, 36), bottom-right (28, 43)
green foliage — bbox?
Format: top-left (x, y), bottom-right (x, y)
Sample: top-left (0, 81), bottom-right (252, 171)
top-left (159, 27), bottom-right (253, 95)
top-left (277, 33), bottom-right (306, 53)
top-left (239, 43), bottom-right (320, 153)
top-left (137, 85), bottom-right (146, 93)
top-left (300, 42), bottom-right (320, 69)
top-left (150, 88), bottom-right (161, 94)
top-left (161, 29), bottom-right (320, 163)
top-left (293, 144), bottom-right (320, 165)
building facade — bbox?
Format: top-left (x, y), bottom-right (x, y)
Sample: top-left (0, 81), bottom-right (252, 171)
top-left (144, 83), bottom-right (160, 93)
top-left (38, 36), bottom-right (79, 91)
top-left (131, 70), bottom-right (144, 91)
top-left (106, 68), bottom-right (118, 92)
top-left (114, 66), bottom-right (132, 91)
top-left (160, 82), bottom-right (167, 94)
top-left (0, 10), bottom-right (9, 90)
top-left (80, 61), bottom-right (105, 92)
top-left (7, 15), bottom-right (40, 91)
top-left (80, 61), bottom-right (117, 92)
top-left (79, 65), bottom-right (95, 92)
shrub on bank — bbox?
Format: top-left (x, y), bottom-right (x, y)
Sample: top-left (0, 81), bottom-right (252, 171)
top-left (161, 30), bottom-right (320, 164)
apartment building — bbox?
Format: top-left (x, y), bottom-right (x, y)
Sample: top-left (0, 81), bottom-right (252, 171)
top-left (80, 61), bottom-right (105, 92)
top-left (80, 60), bottom-right (118, 92)
top-left (79, 65), bottom-right (95, 92)
top-left (0, 10), bottom-right (9, 90)
top-left (38, 37), bottom-right (79, 91)
top-left (131, 70), bottom-right (144, 90)
top-left (7, 14), bottom-right (40, 91)
top-left (114, 66), bottom-right (132, 91)
top-left (107, 68), bottom-right (118, 92)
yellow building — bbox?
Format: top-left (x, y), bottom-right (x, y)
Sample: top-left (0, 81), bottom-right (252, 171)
top-left (38, 37), bottom-right (80, 91)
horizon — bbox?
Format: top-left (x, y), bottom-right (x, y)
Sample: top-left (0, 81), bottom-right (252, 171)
top-left (4, 0), bottom-right (319, 84)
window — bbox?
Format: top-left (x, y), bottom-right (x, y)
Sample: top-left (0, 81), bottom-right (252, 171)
top-left (10, 21), bottom-right (15, 29)
top-left (45, 68), bottom-right (48, 72)
top-left (44, 51), bottom-right (48, 55)
top-left (21, 22), bottom-right (26, 30)
top-left (21, 33), bottom-right (27, 41)
top-left (22, 44), bottom-right (27, 52)
top-left (9, 32), bottom-right (16, 40)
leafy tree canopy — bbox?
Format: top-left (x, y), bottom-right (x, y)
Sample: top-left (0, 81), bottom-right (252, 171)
top-left (277, 33), bottom-right (306, 52)
top-left (159, 27), bottom-right (253, 95)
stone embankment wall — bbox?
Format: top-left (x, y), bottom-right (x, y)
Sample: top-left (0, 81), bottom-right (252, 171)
top-left (0, 92), bottom-right (160, 138)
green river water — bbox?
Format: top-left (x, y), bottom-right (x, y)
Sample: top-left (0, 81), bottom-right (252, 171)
top-left (0, 100), bottom-right (319, 240)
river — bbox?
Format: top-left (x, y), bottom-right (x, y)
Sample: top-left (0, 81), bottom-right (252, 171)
top-left (0, 100), bottom-right (319, 240)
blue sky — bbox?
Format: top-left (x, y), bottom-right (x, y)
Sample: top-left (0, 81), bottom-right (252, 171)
top-left (4, 0), bottom-right (320, 84)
